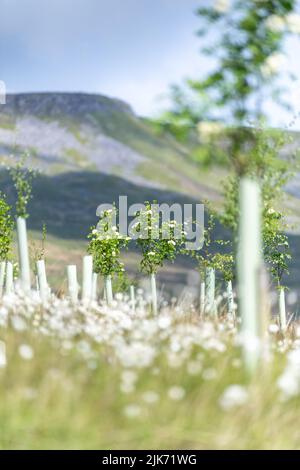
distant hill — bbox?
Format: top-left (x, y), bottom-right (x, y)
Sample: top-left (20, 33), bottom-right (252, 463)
top-left (0, 92), bottom-right (223, 199)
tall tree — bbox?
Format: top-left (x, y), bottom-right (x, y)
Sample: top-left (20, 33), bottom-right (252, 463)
top-left (159, 1), bottom-right (300, 284)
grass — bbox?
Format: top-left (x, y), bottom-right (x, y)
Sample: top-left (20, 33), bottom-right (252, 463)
top-left (23, 230), bottom-right (194, 295)
top-left (0, 115), bottom-right (16, 130)
top-left (91, 109), bottom-right (208, 190)
top-left (0, 292), bottom-right (299, 450)
top-left (64, 148), bottom-right (95, 169)
top-left (66, 123), bottom-right (88, 145)
top-left (26, 230), bottom-right (87, 292)
top-left (136, 161), bottom-right (181, 189)
top-left (1, 95), bottom-right (300, 449)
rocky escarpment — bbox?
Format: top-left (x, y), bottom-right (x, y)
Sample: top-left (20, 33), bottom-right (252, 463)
top-left (1, 92), bottom-right (134, 120)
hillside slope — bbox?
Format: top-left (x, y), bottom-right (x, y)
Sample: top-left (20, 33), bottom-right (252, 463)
top-left (0, 93), bottom-right (224, 293)
top-left (0, 92), bottom-right (224, 200)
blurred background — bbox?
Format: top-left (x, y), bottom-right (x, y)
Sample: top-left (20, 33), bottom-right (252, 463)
top-left (1, 0), bottom-right (300, 299)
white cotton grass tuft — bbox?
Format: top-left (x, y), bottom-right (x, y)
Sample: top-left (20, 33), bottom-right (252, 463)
top-left (116, 342), bottom-right (156, 368)
top-left (269, 324), bottom-right (280, 334)
top-left (120, 382), bottom-right (135, 394)
top-left (120, 370), bottom-right (138, 394)
top-left (202, 368), bottom-right (217, 381)
top-left (168, 386), bottom-right (186, 401)
top-left (219, 385), bottom-right (249, 411)
top-left (11, 316), bottom-right (27, 332)
top-left (123, 404), bottom-right (142, 418)
top-left (0, 341), bottom-right (7, 368)
top-left (277, 372), bottom-right (300, 400)
top-left (277, 349), bottom-right (300, 400)
top-left (115, 292), bottom-right (123, 301)
top-left (18, 344), bottom-right (34, 361)
top-left (158, 315), bottom-right (172, 329)
top-left (121, 370), bottom-right (138, 384)
top-left (142, 391), bottom-right (159, 404)
top-left (187, 360), bottom-right (202, 375)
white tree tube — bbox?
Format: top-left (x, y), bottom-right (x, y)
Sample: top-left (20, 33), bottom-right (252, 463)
top-left (205, 267), bottom-right (216, 316)
top-left (227, 280), bottom-right (234, 319)
top-left (92, 272), bottom-right (98, 301)
top-left (0, 261), bottom-right (6, 297)
top-left (82, 255), bottom-right (93, 302)
top-left (150, 272), bottom-right (158, 315)
top-left (35, 275), bottom-right (39, 292)
top-left (36, 259), bottom-right (48, 302)
top-left (67, 265), bottom-right (78, 303)
top-left (5, 261), bottom-right (14, 295)
top-left (16, 217), bottom-right (31, 292)
top-left (104, 275), bottom-right (113, 306)
top-left (237, 178), bottom-right (262, 372)
top-left (279, 287), bottom-right (287, 332)
top-left (200, 281), bottom-right (205, 316)
top-left (130, 285), bottom-right (136, 313)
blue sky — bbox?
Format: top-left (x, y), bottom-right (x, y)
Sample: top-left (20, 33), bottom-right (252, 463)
top-left (1, 0), bottom-right (300, 126)
top-left (1, 0), bottom-right (202, 115)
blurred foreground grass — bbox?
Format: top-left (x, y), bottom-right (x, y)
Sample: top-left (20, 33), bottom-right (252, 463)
top-left (0, 297), bottom-right (300, 450)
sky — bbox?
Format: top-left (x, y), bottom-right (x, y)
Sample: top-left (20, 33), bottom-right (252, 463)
top-left (0, 0), bottom-right (202, 116)
top-left (1, 0), bottom-right (300, 126)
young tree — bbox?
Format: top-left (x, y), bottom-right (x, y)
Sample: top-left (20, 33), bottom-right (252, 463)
top-left (160, 1), bottom-right (300, 170)
top-left (195, 0), bottom-right (299, 124)
top-left (88, 209), bottom-right (130, 277)
top-left (9, 155), bottom-right (37, 291)
top-left (134, 201), bottom-right (186, 314)
top-left (87, 208), bottom-right (130, 303)
top-left (217, 127), bottom-right (295, 285)
top-left (160, 2), bottom-right (300, 286)
top-left (134, 202), bottom-right (186, 276)
top-left (191, 210), bottom-right (234, 281)
top-left (9, 156), bottom-right (36, 219)
top-left (30, 223), bottom-right (47, 275)
top-left (0, 193), bottom-right (14, 262)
